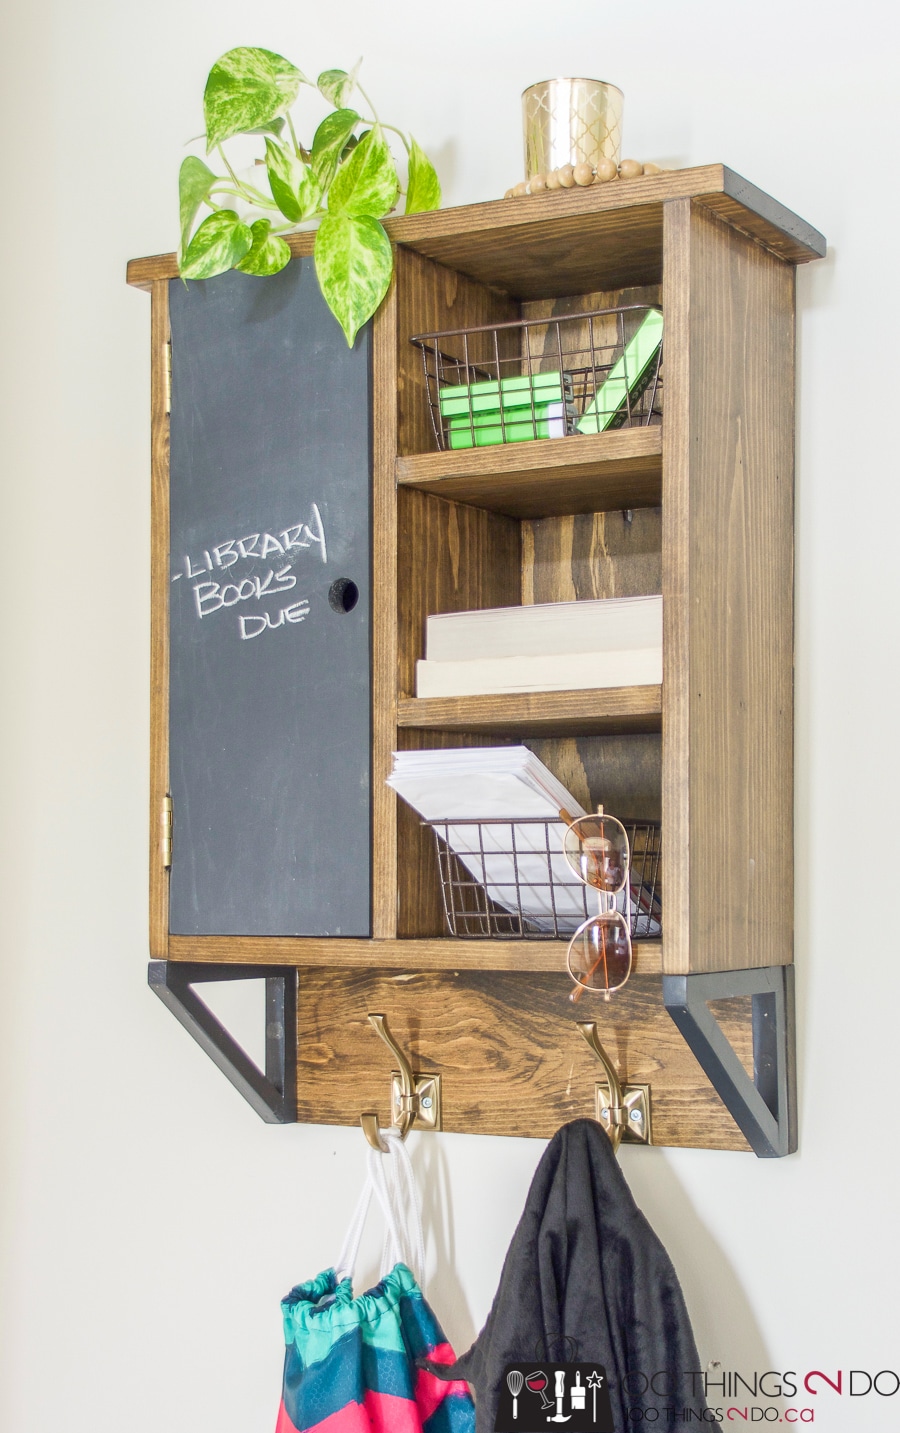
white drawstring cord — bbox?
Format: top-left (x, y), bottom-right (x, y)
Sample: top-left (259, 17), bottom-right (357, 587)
top-left (334, 1127), bottom-right (427, 1289)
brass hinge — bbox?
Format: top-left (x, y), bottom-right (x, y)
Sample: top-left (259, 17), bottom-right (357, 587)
top-left (160, 794), bottom-right (173, 868)
top-left (163, 340), bottom-right (172, 416)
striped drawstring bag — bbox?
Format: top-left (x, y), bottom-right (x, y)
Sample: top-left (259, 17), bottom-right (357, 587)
top-left (276, 1129), bottom-right (475, 1433)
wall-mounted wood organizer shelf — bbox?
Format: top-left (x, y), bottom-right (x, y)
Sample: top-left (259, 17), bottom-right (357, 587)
top-left (129, 164), bottom-right (824, 1159)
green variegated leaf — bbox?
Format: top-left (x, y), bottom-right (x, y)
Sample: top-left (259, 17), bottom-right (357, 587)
top-left (295, 165), bottom-right (323, 221)
top-left (180, 209), bottom-right (253, 279)
top-left (204, 48), bottom-right (306, 151)
top-left (265, 138), bottom-right (303, 221)
top-left (310, 108), bottom-right (360, 187)
top-left (246, 116), bottom-right (286, 137)
top-left (265, 139), bottom-right (323, 223)
top-left (314, 212), bottom-right (392, 346)
top-left (235, 220), bottom-right (292, 276)
top-left (317, 60), bottom-right (360, 108)
top-left (178, 155), bottom-right (217, 258)
top-left (327, 124), bottom-right (399, 219)
top-left (405, 137), bottom-right (441, 214)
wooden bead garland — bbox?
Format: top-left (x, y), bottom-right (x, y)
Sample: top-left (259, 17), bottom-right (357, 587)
top-left (504, 159), bottom-right (663, 199)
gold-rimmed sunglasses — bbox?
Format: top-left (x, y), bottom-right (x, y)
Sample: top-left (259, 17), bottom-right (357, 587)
top-left (560, 805), bottom-right (632, 1001)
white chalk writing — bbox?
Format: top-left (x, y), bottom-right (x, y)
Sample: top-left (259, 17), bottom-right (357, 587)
top-left (171, 504), bottom-right (326, 640)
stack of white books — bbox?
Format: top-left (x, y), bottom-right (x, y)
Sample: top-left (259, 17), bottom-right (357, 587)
top-left (386, 747), bottom-right (660, 937)
top-left (415, 595), bottom-right (663, 699)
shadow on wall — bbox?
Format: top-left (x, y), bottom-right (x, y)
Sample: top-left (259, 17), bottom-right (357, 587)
top-left (405, 1130), bottom-right (773, 1378)
top-left (619, 1145), bottom-right (771, 1374)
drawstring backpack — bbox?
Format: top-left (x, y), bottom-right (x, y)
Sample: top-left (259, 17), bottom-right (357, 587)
top-left (276, 1128), bottom-right (476, 1433)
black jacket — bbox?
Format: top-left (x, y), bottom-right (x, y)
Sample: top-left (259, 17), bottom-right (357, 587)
top-left (430, 1119), bottom-right (708, 1431)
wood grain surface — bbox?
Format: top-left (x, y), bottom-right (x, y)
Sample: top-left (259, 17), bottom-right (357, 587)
top-left (126, 165), bottom-right (824, 294)
top-left (166, 934), bottom-right (663, 974)
top-left (371, 279), bottom-right (400, 937)
top-left (397, 687), bottom-right (662, 736)
top-left (662, 199), bottom-right (794, 975)
top-left (395, 247), bottom-right (518, 458)
top-left (396, 429), bottom-right (661, 517)
top-left (294, 969), bottom-right (751, 1150)
top-left (523, 507), bottom-right (662, 604)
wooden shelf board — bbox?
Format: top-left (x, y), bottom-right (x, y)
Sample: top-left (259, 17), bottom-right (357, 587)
top-left (396, 428), bottom-right (661, 518)
top-left (388, 166), bottom-right (823, 298)
top-left (396, 686), bottom-right (663, 735)
top-left (126, 165), bottom-right (824, 293)
top-left (167, 934), bottom-right (662, 974)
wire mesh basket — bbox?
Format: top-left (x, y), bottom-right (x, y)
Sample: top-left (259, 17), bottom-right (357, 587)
top-left (427, 816), bottom-right (661, 940)
top-left (409, 305), bottom-right (662, 454)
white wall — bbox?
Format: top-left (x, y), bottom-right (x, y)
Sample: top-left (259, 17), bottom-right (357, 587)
top-left (2, 2), bottom-right (898, 1429)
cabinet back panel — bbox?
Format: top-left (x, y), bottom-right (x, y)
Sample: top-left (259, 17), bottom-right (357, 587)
top-left (523, 508), bottom-right (662, 603)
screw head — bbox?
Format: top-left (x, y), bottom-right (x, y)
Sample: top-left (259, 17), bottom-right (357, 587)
top-left (421, 1096), bottom-right (433, 1110)
top-left (601, 1107), bottom-right (610, 1119)
top-left (630, 1109), bottom-right (643, 1122)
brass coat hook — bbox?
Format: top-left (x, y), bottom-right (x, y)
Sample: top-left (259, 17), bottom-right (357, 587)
top-left (360, 1013), bottom-right (442, 1151)
top-left (577, 1021), bottom-right (652, 1150)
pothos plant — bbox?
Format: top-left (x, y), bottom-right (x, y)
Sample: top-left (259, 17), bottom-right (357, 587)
top-left (178, 48), bottom-right (441, 345)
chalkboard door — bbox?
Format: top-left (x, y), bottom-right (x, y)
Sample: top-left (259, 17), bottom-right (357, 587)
top-left (167, 261), bottom-right (371, 936)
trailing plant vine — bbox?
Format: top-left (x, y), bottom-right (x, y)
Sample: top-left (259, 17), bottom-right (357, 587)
top-left (178, 48), bottom-right (441, 344)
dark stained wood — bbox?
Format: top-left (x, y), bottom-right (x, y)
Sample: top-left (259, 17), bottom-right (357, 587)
top-left (523, 507), bottom-right (662, 604)
top-left (126, 164), bottom-right (824, 294)
top-left (165, 933), bottom-right (662, 975)
top-left (397, 487), bottom-right (521, 697)
top-left (527, 733), bottom-right (662, 821)
top-left (396, 429), bottom-right (662, 518)
top-left (370, 277), bottom-right (400, 937)
top-left (660, 200), bottom-right (692, 979)
top-left (384, 166), bottom-right (823, 297)
top-left (149, 281), bottom-right (170, 959)
top-left (662, 199), bottom-right (794, 975)
top-left (395, 247), bottom-right (518, 458)
top-left (394, 726), bottom-right (509, 938)
top-left (295, 970), bottom-right (751, 1150)
top-left (134, 167), bottom-right (811, 1152)
top-left (397, 688), bottom-right (662, 736)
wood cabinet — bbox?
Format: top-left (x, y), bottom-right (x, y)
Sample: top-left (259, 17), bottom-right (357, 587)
top-left (129, 164), bottom-right (824, 1156)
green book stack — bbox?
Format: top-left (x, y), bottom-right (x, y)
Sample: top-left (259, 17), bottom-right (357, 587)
top-left (439, 369), bottom-right (572, 417)
top-left (447, 402), bottom-right (573, 449)
top-left (577, 309), bottom-right (664, 434)
top-left (440, 370), bottom-right (574, 449)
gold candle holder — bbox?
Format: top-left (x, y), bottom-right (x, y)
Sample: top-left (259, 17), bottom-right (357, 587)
top-left (522, 77), bottom-right (624, 180)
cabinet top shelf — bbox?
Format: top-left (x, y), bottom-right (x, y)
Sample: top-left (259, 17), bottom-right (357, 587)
top-left (126, 164), bottom-right (825, 295)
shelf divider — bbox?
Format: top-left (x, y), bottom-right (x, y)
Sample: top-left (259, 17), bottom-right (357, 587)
top-left (396, 685), bottom-right (662, 735)
top-left (396, 428), bottom-right (661, 518)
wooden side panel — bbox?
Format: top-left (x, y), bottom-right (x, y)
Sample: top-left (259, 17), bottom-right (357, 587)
top-left (397, 487), bottom-right (522, 697)
top-left (395, 727), bottom-right (516, 938)
top-left (663, 200), bottom-right (794, 974)
top-left (149, 281), bottom-right (170, 958)
top-left (371, 282), bottom-right (400, 937)
top-left (295, 970), bottom-right (751, 1151)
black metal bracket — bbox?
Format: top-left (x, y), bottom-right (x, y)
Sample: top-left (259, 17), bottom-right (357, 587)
top-left (663, 965), bottom-right (796, 1158)
top-left (148, 961), bottom-right (297, 1124)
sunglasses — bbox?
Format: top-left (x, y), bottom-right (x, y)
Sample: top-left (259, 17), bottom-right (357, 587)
top-left (560, 807), bottom-right (632, 1001)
